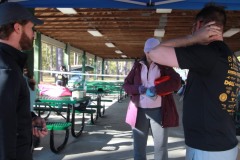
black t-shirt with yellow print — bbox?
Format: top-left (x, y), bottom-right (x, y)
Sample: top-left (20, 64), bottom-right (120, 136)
top-left (175, 41), bottom-right (240, 151)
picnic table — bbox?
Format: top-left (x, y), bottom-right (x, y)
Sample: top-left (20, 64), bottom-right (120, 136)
top-left (86, 80), bottom-right (126, 102)
top-left (87, 89), bottom-right (110, 120)
top-left (34, 96), bottom-right (95, 153)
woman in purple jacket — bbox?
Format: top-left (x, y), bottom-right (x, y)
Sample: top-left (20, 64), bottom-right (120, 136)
top-left (123, 38), bottom-right (181, 160)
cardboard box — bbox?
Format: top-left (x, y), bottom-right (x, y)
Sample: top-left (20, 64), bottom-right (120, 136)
top-left (72, 90), bottom-right (86, 98)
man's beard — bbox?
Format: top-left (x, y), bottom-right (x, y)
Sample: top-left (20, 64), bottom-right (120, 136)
top-left (19, 31), bottom-right (33, 51)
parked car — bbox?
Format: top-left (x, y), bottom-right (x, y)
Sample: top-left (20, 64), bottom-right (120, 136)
top-left (67, 71), bottom-right (83, 89)
top-left (71, 65), bottom-right (94, 72)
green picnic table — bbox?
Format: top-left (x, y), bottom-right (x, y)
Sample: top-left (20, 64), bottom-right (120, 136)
top-left (34, 96), bottom-right (95, 153)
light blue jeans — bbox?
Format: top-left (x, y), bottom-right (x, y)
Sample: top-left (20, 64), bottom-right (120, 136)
top-left (132, 107), bottom-right (168, 160)
top-left (185, 145), bottom-right (238, 160)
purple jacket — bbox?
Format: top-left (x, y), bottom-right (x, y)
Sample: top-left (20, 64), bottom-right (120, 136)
top-left (123, 59), bottom-right (181, 107)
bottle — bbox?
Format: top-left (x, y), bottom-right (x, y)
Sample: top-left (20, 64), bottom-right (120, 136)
top-left (83, 81), bottom-right (87, 97)
top-left (83, 81), bottom-right (88, 91)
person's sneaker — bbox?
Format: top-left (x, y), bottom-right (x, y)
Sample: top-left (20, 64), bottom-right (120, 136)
top-left (32, 136), bottom-right (40, 148)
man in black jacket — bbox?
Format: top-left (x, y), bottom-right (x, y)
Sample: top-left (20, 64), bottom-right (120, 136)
top-left (0, 2), bottom-right (48, 160)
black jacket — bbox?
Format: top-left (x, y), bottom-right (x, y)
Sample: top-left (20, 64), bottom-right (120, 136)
top-left (0, 43), bottom-right (32, 160)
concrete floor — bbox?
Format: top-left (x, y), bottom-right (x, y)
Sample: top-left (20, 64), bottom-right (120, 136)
top-left (33, 95), bottom-right (240, 160)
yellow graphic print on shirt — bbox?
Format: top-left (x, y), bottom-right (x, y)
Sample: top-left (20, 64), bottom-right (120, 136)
top-left (219, 93), bottom-right (227, 102)
top-left (220, 55), bottom-right (240, 116)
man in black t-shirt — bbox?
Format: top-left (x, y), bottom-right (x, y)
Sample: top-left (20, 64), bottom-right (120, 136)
top-left (148, 3), bottom-right (239, 160)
